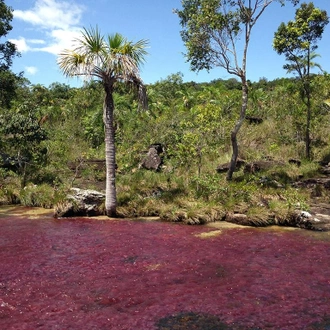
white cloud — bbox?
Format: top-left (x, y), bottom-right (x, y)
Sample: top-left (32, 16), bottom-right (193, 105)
top-left (13, 0), bottom-right (85, 56)
top-left (9, 37), bottom-right (30, 52)
top-left (25, 66), bottom-right (38, 75)
top-left (14, 0), bottom-right (84, 30)
top-left (36, 28), bottom-right (81, 55)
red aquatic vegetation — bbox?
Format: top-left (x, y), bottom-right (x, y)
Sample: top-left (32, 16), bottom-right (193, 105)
top-left (0, 211), bottom-right (330, 329)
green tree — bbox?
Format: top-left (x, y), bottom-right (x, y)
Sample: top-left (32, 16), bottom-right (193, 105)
top-left (176, 0), bottom-right (299, 180)
top-left (0, 0), bottom-right (20, 108)
top-left (0, 102), bottom-right (47, 186)
top-left (58, 27), bottom-right (148, 216)
top-left (0, 0), bottom-right (17, 70)
top-left (0, 70), bottom-right (23, 109)
top-left (273, 2), bottom-right (329, 159)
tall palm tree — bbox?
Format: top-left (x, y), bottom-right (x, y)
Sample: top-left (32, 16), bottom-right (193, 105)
top-left (58, 26), bottom-right (148, 216)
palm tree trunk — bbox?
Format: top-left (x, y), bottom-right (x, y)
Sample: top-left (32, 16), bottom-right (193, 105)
top-left (227, 78), bottom-right (248, 181)
top-left (103, 85), bottom-right (117, 216)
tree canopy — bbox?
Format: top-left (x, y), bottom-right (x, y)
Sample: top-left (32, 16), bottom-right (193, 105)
top-left (176, 0), bottom-right (300, 77)
top-left (0, 0), bottom-right (19, 70)
top-left (0, 0), bottom-right (21, 109)
top-left (176, 0), bottom-right (300, 180)
top-left (273, 2), bottom-right (328, 77)
top-left (274, 2), bottom-right (328, 159)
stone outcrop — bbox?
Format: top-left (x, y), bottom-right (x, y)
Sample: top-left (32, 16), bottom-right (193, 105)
top-left (216, 159), bottom-right (246, 173)
top-left (284, 209), bottom-right (330, 231)
top-left (243, 160), bottom-right (284, 174)
top-left (225, 209), bottom-right (330, 231)
top-left (139, 143), bottom-right (164, 171)
top-left (54, 188), bottom-right (105, 217)
top-left (305, 204), bottom-right (330, 231)
top-left (245, 116), bottom-right (263, 124)
top-left (216, 159), bottom-right (302, 175)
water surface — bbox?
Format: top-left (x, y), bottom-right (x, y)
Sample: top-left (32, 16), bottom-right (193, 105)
top-left (0, 206), bottom-right (329, 329)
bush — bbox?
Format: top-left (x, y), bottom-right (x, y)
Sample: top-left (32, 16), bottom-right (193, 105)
top-left (19, 184), bottom-right (66, 208)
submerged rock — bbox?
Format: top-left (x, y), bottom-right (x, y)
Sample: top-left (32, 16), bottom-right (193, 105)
top-left (156, 312), bottom-right (229, 329)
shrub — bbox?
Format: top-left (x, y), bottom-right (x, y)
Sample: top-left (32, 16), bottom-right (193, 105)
top-left (19, 184), bottom-right (66, 208)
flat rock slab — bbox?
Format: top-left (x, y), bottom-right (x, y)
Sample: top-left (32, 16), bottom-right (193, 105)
top-left (225, 209), bottom-right (330, 231)
top-left (307, 203), bottom-right (330, 231)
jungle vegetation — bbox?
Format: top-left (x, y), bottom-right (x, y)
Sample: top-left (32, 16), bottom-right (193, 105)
top-left (1, 72), bottom-right (330, 223)
top-left (1, 0), bottom-right (330, 224)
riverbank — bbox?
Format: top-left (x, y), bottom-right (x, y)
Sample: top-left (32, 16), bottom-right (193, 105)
top-left (2, 202), bottom-right (330, 236)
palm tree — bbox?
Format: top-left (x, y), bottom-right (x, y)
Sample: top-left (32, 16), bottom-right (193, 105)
top-left (58, 26), bottom-right (148, 216)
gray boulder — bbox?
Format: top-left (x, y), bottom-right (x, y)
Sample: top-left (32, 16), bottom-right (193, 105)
top-left (140, 143), bottom-right (164, 171)
top-left (216, 159), bottom-right (245, 173)
top-left (54, 188), bottom-right (105, 217)
top-left (292, 205), bottom-right (330, 231)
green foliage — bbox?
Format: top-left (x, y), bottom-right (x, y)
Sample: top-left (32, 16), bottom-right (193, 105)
top-left (0, 100), bottom-right (48, 186)
top-left (0, 103), bottom-right (47, 156)
top-left (0, 70), bottom-right (22, 108)
top-left (0, 0), bottom-right (21, 108)
top-left (19, 183), bottom-right (66, 208)
top-left (273, 2), bottom-right (329, 159)
top-left (175, 0), bottom-right (244, 72)
top-left (176, 0), bottom-right (299, 75)
top-left (273, 3), bottom-right (328, 57)
top-left (2, 68), bottom-right (330, 224)
top-left (0, 0), bottom-right (19, 70)
top-left (283, 188), bottom-right (309, 210)
top-left (191, 173), bottom-right (225, 201)
top-left (175, 0), bottom-right (302, 180)
top-left (168, 102), bottom-right (233, 169)
top-left (0, 168), bottom-right (20, 204)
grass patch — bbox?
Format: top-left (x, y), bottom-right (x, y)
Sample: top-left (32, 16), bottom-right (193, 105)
top-left (19, 184), bottom-right (66, 208)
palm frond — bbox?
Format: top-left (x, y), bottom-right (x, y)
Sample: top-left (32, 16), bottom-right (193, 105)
top-left (80, 26), bottom-right (104, 54)
top-left (126, 39), bottom-right (149, 67)
top-left (106, 34), bottom-right (148, 67)
top-left (57, 50), bottom-right (86, 77)
top-left (108, 33), bottom-right (126, 51)
top-left (58, 26), bottom-right (149, 93)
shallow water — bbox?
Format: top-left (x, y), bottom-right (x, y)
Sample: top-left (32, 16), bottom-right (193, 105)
top-left (0, 206), bottom-right (330, 329)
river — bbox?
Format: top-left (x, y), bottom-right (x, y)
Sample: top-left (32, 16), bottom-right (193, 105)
top-left (0, 206), bottom-right (329, 329)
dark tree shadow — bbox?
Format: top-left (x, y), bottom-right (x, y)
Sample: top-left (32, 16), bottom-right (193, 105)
top-left (156, 312), bottom-right (231, 330)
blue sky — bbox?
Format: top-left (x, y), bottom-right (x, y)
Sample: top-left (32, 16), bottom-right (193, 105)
top-left (5, 0), bottom-right (330, 87)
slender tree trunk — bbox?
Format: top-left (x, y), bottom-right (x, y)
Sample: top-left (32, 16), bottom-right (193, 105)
top-left (227, 78), bottom-right (248, 181)
top-left (305, 85), bottom-right (311, 160)
top-left (103, 85), bottom-right (117, 217)
top-left (305, 47), bottom-right (311, 160)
